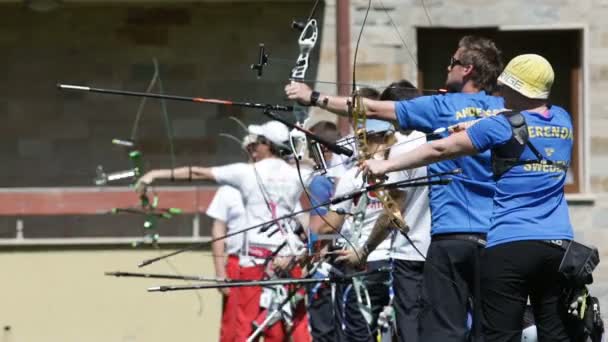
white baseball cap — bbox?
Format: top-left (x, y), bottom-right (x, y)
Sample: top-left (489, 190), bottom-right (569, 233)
top-left (247, 120), bottom-right (290, 146)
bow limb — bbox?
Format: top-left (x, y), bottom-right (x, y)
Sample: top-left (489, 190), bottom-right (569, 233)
top-left (351, 92), bottom-right (409, 235)
top-left (102, 63), bottom-right (170, 244)
top-left (129, 59), bottom-right (182, 243)
top-left (348, 0), bottom-right (430, 236)
top-left (289, 10), bottom-right (319, 162)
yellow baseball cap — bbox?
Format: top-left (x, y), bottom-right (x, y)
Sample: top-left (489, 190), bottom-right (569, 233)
top-left (497, 54), bottom-right (554, 99)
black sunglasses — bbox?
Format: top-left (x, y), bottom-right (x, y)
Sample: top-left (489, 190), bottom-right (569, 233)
top-left (449, 56), bottom-right (463, 68)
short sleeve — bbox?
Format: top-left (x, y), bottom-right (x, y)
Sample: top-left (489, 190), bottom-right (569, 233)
top-left (308, 175), bottom-right (334, 217)
top-left (465, 115), bottom-right (513, 153)
top-left (211, 163), bottom-right (249, 190)
top-left (206, 186), bottom-right (230, 221)
top-left (395, 95), bottom-right (444, 132)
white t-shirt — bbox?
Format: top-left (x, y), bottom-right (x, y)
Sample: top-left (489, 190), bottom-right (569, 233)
top-left (330, 132), bottom-right (431, 262)
top-left (212, 158), bottom-right (303, 266)
top-left (389, 131), bottom-right (431, 262)
top-left (326, 139), bottom-right (356, 245)
top-left (326, 153), bottom-right (352, 179)
top-left (206, 185), bottom-right (246, 255)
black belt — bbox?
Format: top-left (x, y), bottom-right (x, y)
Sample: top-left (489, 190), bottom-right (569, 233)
top-left (432, 233), bottom-right (487, 247)
top-left (543, 239), bottom-right (571, 250)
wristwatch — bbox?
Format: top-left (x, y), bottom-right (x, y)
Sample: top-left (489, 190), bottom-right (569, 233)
top-left (309, 90), bottom-right (320, 106)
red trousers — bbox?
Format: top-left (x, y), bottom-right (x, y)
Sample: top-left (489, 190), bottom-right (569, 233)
top-left (236, 265), bottom-right (311, 342)
top-left (219, 255), bottom-right (241, 342)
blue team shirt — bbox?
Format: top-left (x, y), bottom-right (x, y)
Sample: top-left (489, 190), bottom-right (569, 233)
top-left (395, 92), bottom-right (505, 235)
top-left (466, 106), bottom-right (574, 247)
top-left (308, 175), bottom-right (335, 216)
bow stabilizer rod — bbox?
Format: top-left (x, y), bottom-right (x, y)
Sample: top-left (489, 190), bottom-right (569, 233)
top-left (105, 271), bottom-right (224, 282)
top-left (148, 266), bottom-right (390, 292)
top-left (57, 83), bottom-right (293, 112)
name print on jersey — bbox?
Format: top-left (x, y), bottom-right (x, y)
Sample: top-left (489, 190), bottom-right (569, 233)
top-left (527, 125), bottom-right (573, 140)
top-left (455, 107), bottom-right (504, 120)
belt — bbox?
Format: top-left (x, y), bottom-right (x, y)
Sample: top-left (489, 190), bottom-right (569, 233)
top-left (432, 233), bottom-right (487, 247)
top-left (543, 239), bottom-right (571, 250)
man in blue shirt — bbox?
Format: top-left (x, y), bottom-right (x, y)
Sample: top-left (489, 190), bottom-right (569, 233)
top-left (286, 36), bottom-right (504, 341)
top-left (360, 54), bottom-right (574, 341)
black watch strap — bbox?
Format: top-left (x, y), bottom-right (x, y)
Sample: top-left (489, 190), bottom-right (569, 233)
top-left (310, 90), bottom-right (320, 106)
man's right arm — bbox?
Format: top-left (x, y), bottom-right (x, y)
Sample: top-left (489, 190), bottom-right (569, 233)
top-left (284, 82), bottom-right (397, 121)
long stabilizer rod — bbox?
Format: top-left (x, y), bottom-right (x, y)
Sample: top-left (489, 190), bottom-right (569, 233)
top-left (57, 83), bottom-right (293, 112)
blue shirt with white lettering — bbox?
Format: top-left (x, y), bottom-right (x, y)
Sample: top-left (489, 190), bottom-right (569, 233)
top-left (395, 92), bottom-right (505, 235)
top-left (466, 106), bottom-right (574, 247)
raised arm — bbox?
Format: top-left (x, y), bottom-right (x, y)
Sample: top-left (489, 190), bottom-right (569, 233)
top-left (135, 166), bottom-right (215, 194)
top-left (361, 131), bottom-right (478, 176)
top-left (284, 82), bottom-right (398, 121)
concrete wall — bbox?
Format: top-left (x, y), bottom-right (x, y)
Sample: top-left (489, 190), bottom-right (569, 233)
top-left (0, 248), bottom-right (221, 342)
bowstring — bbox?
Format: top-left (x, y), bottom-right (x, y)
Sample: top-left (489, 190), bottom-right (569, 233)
top-left (376, 0), bottom-right (472, 289)
top-left (351, 0), bottom-right (463, 291)
top-left (130, 61), bottom-right (159, 141)
top-left (336, 1), bottom-right (375, 336)
top-left (154, 59), bottom-right (204, 316)
top-left (287, 0), bottom-right (364, 266)
top-left (377, 0), bottom-right (418, 68)
top-left (421, 0), bottom-right (434, 26)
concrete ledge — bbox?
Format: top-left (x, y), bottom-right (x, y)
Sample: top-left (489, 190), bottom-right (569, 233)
top-left (566, 193), bottom-right (596, 205)
top-left (0, 186), bottom-right (217, 215)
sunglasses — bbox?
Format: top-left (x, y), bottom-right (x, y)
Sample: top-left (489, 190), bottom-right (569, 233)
top-left (449, 56), bottom-right (463, 68)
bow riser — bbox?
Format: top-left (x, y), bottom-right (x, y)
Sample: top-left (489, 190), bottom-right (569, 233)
top-left (352, 92), bottom-right (409, 234)
top-left (290, 19), bottom-right (318, 81)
